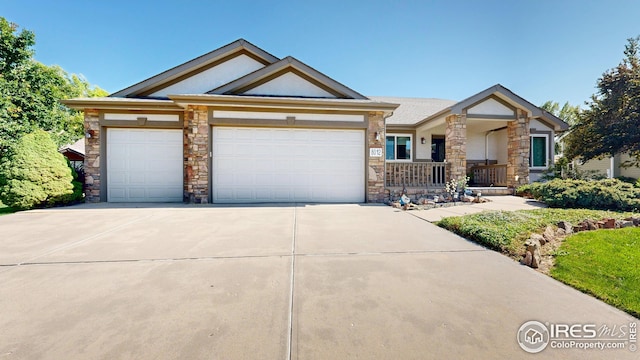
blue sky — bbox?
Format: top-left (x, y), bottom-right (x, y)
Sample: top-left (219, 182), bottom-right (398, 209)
top-left (4, 0), bottom-right (639, 107)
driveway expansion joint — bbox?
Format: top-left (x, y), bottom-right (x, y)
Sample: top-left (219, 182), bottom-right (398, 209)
top-left (286, 205), bottom-right (297, 360)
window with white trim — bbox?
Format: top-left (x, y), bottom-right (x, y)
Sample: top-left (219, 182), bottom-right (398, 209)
top-left (386, 134), bottom-right (412, 161)
top-left (529, 134), bottom-right (549, 168)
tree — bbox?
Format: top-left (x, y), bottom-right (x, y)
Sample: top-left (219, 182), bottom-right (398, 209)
top-left (0, 130), bottom-right (77, 209)
top-left (0, 17), bottom-right (106, 153)
top-left (540, 101), bottom-right (581, 126)
top-left (564, 36), bottom-right (640, 167)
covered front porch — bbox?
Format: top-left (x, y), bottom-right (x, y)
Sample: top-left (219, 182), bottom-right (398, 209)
top-left (385, 162), bottom-right (509, 189)
top-left (385, 109), bottom-right (520, 191)
top-left (379, 85), bottom-right (569, 200)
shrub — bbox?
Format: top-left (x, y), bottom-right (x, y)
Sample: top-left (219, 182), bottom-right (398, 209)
top-left (60, 158), bottom-right (84, 204)
top-left (0, 130), bottom-right (79, 209)
top-left (517, 178), bottom-right (640, 211)
top-left (615, 176), bottom-right (637, 184)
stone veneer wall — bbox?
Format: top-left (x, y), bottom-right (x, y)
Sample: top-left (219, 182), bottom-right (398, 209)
top-left (184, 105), bottom-right (209, 203)
top-left (367, 111), bottom-right (386, 202)
top-left (84, 109), bottom-right (101, 202)
top-left (445, 114), bottom-right (467, 181)
top-left (507, 109), bottom-right (530, 188)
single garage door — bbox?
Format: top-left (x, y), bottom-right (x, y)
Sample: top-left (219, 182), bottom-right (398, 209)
top-left (212, 127), bottom-right (365, 203)
top-left (107, 128), bottom-right (183, 202)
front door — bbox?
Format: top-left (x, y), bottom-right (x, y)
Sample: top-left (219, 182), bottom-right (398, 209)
top-left (432, 136), bottom-right (445, 162)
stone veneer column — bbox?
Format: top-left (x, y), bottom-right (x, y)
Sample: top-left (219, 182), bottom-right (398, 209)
top-left (445, 114), bottom-right (467, 181)
top-left (184, 105), bottom-right (209, 203)
top-left (507, 109), bottom-right (530, 188)
top-left (367, 111), bottom-right (385, 202)
top-left (83, 109), bottom-right (101, 202)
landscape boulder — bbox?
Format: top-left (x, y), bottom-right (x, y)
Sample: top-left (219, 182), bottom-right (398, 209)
top-left (583, 219), bottom-right (598, 231)
top-left (603, 218), bottom-right (616, 229)
top-left (557, 221), bottom-right (573, 234)
top-left (624, 217), bottom-right (640, 226)
top-left (617, 220), bottom-right (635, 228)
top-left (521, 236), bottom-right (542, 268)
top-left (542, 226), bottom-right (555, 244)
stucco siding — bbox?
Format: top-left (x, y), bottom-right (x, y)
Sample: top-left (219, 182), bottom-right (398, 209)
top-left (416, 129), bottom-right (432, 160)
top-left (466, 131), bottom-right (486, 159)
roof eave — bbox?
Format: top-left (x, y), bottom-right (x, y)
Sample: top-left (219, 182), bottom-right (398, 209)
top-left (60, 148), bottom-right (85, 157)
top-left (61, 98), bottom-right (184, 111)
top-left (168, 94), bottom-right (398, 113)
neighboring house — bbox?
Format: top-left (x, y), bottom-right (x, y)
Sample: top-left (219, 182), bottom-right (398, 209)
top-left (59, 138), bottom-right (85, 170)
top-left (573, 154), bottom-right (640, 179)
top-left (557, 132), bottom-right (640, 179)
top-left (63, 39), bottom-right (568, 204)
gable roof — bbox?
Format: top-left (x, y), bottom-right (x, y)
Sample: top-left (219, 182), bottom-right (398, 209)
top-left (368, 96), bottom-right (456, 125)
top-left (110, 39), bottom-right (279, 98)
top-left (209, 56), bottom-right (367, 99)
top-left (452, 84), bottom-right (568, 130)
top-left (406, 84), bottom-right (569, 131)
top-left (60, 138), bottom-right (85, 157)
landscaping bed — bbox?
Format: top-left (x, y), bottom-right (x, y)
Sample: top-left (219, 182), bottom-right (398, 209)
top-left (437, 208), bottom-right (631, 256)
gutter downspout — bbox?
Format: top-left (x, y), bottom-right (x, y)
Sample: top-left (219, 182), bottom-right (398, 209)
top-left (485, 131), bottom-right (494, 165)
top-left (610, 156), bottom-right (615, 179)
top-left (484, 126), bottom-right (508, 165)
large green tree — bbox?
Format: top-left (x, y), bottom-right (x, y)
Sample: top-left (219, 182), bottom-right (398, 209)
top-left (565, 36), bottom-right (640, 166)
top-left (540, 100), bottom-right (581, 126)
top-left (0, 17), bottom-right (106, 153)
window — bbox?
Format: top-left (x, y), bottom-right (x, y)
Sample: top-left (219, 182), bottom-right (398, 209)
top-left (529, 134), bottom-right (548, 168)
top-left (386, 135), bottom-right (412, 161)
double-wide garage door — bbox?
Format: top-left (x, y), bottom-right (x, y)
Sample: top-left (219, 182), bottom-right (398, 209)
top-left (107, 129), bottom-right (183, 202)
top-left (106, 127), bottom-right (365, 203)
top-left (212, 127), bottom-right (365, 203)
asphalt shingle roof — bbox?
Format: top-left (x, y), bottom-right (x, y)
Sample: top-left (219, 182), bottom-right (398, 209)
top-left (368, 96), bottom-right (456, 125)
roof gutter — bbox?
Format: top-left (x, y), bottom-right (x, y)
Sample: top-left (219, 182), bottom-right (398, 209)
top-left (168, 95), bottom-right (399, 114)
top-left (61, 98), bottom-right (183, 111)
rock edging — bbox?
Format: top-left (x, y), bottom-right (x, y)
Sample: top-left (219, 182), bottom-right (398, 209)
top-left (521, 216), bottom-right (640, 269)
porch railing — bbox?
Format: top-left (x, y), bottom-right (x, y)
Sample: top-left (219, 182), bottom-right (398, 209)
top-left (385, 162), bottom-right (448, 188)
top-left (472, 164), bottom-right (507, 186)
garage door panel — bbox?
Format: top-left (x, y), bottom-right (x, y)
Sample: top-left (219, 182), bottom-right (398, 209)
top-left (212, 127), bottom-right (364, 203)
top-left (107, 129), bottom-right (182, 202)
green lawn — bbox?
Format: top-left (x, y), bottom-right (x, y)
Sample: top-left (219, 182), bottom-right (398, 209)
top-left (436, 208), bottom-right (632, 256)
top-left (0, 201), bottom-right (18, 216)
top-left (552, 228), bottom-right (640, 318)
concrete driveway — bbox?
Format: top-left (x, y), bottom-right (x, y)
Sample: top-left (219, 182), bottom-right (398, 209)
top-left (0, 204), bottom-right (636, 359)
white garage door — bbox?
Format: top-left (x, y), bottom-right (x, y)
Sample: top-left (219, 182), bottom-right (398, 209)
top-left (212, 127), bottom-right (365, 203)
top-left (107, 128), bottom-right (183, 202)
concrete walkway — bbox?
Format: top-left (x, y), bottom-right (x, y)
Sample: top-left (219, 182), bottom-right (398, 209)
top-left (410, 195), bottom-right (547, 222)
top-left (0, 204), bottom-right (635, 359)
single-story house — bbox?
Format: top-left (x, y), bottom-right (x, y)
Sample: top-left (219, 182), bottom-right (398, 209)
top-left (63, 39), bottom-right (568, 204)
top-left (556, 133), bottom-right (640, 180)
top-left (573, 154), bottom-right (640, 179)
top-left (59, 138), bottom-right (85, 170)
